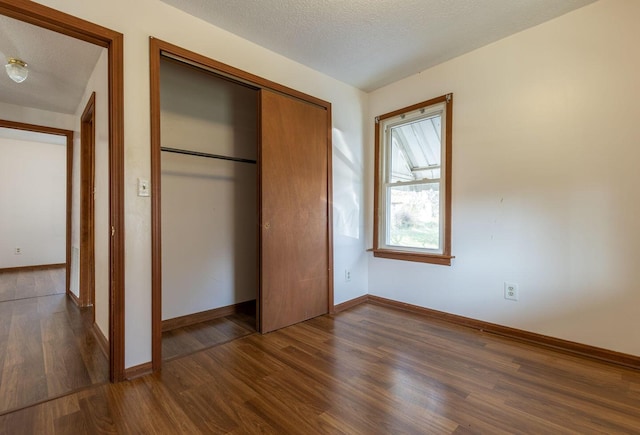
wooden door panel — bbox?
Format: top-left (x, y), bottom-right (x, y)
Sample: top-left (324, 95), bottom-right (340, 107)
top-left (260, 89), bottom-right (329, 333)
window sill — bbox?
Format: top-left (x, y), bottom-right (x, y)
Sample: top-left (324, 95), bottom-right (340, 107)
top-left (372, 249), bottom-right (454, 266)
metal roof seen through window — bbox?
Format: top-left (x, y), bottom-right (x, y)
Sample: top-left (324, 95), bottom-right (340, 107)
top-left (391, 115), bottom-right (442, 182)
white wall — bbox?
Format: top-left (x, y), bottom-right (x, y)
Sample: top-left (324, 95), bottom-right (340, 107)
top-left (367, 0), bottom-right (640, 357)
top-left (35, 0), bottom-right (368, 368)
top-left (0, 102), bottom-right (75, 131)
top-left (70, 49), bottom-right (110, 338)
top-left (333, 102), bottom-right (369, 305)
top-left (160, 59), bottom-right (257, 320)
top-left (0, 129), bottom-right (66, 268)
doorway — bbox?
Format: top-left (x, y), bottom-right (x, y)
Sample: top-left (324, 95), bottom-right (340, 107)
top-left (0, 1), bottom-right (125, 382)
top-left (0, 120), bottom-right (73, 286)
top-left (0, 121), bottom-right (109, 414)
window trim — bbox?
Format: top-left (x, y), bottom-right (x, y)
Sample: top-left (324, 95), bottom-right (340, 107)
top-left (373, 93), bottom-right (454, 266)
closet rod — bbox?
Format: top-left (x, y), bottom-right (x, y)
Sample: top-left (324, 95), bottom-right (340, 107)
top-left (161, 147), bottom-right (257, 164)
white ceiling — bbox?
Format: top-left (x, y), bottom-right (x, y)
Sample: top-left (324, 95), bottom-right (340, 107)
top-left (0, 14), bottom-right (104, 115)
top-left (160, 0), bottom-right (596, 91)
top-left (0, 1), bottom-right (596, 115)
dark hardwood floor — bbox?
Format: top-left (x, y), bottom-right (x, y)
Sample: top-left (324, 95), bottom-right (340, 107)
top-left (0, 267), bottom-right (65, 303)
top-left (162, 313), bottom-right (255, 361)
top-left (2, 302), bottom-right (640, 434)
top-left (0, 268), bottom-right (108, 416)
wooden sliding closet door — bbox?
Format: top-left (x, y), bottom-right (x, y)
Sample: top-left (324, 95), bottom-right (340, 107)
top-left (260, 89), bottom-right (329, 333)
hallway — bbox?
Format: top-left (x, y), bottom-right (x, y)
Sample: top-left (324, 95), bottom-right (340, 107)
top-left (0, 267), bottom-right (108, 414)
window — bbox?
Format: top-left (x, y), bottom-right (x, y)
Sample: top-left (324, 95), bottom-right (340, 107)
top-left (374, 94), bottom-right (454, 265)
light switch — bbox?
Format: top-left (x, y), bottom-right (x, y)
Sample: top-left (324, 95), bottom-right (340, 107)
top-left (138, 178), bottom-right (150, 197)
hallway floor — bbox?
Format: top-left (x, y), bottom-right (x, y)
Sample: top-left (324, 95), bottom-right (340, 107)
top-left (0, 267), bottom-right (108, 415)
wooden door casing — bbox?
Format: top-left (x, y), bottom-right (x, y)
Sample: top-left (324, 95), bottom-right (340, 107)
top-left (80, 92), bottom-right (96, 309)
top-left (259, 89), bottom-right (329, 333)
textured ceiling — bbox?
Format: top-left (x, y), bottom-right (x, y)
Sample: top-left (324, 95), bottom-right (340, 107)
top-left (0, 14), bottom-right (104, 115)
top-left (0, 0), bottom-right (597, 114)
top-left (160, 0), bottom-right (596, 91)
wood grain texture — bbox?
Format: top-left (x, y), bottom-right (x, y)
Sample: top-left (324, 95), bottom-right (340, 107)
top-left (162, 300), bottom-right (256, 332)
top-left (123, 362), bottom-right (152, 380)
top-left (325, 107), bottom-right (335, 314)
top-left (91, 323), bottom-right (109, 360)
top-left (0, 267), bottom-right (65, 303)
top-left (372, 249), bottom-right (455, 265)
top-left (260, 90), bottom-right (329, 333)
top-left (2, 303), bottom-right (640, 433)
top-left (0, 269), bottom-right (108, 415)
top-left (79, 93), bottom-right (96, 309)
top-left (149, 36), bottom-right (164, 373)
top-left (106, 21), bottom-right (125, 385)
top-left (368, 294), bottom-right (640, 370)
top-left (333, 294), bottom-right (368, 313)
top-left (162, 312), bottom-right (255, 361)
top-left (0, 264), bottom-right (66, 273)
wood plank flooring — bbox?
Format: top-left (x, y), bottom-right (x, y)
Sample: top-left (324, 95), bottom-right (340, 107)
top-left (162, 313), bottom-right (255, 361)
top-left (0, 268), bottom-right (108, 415)
top-left (2, 302), bottom-right (640, 434)
top-left (0, 268), bottom-right (65, 303)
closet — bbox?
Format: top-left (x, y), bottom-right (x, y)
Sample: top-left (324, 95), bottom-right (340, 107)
top-left (160, 56), bottom-right (258, 341)
top-left (152, 39), bottom-right (333, 367)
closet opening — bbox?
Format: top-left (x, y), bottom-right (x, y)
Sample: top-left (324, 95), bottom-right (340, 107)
top-left (0, 0), bottom-right (125, 382)
top-left (158, 56), bottom-right (259, 361)
top-left (151, 38), bottom-right (334, 372)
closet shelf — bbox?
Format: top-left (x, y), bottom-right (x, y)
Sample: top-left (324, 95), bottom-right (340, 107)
top-left (161, 146), bottom-right (257, 164)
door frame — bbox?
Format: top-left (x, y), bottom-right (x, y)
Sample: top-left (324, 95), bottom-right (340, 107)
top-left (0, 120), bottom-right (73, 293)
top-left (80, 93), bottom-right (96, 309)
top-left (149, 37), bottom-right (334, 372)
top-left (0, 0), bottom-right (126, 382)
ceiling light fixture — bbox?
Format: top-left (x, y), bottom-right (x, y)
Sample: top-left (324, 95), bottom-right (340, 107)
top-left (5, 58), bottom-right (28, 83)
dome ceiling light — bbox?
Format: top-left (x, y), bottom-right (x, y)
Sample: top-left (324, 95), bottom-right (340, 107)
top-left (5, 58), bottom-right (29, 83)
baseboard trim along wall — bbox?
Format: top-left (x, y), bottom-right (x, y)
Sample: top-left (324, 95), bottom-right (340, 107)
top-left (0, 263), bottom-right (65, 273)
top-left (67, 289), bottom-right (81, 306)
top-left (333, 294), bottom-right (369, 313)
top-left (124, 362), bottom-right (153, 380)
top-left (162, 300), bottom-right (256, 332)
top-left (91, 322), bottom-right (109, 360)
top-left (335, 294), bottom-right (640, 371)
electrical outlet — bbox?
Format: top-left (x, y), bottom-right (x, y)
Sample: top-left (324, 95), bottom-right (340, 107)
top-left (345, 269), bottom-right (352, 282)
top-left (14, 247), bottom-right (22, 255)
top-left (504, 282), bottom-right (518, 301)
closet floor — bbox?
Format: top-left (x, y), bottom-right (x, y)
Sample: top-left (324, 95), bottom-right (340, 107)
top-left (162, 313), bottom-right (256, 361)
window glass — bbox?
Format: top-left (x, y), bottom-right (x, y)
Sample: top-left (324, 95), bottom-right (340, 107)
top-left (390, 115), bottom-right (441, 183)
top-left (388, 183), bottom-right (440, 250)
top-left (374, 94), bottom-right (453, 265)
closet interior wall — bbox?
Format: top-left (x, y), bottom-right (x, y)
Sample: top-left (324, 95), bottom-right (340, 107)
top-left (160, 57), bottom-right (258, 323)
